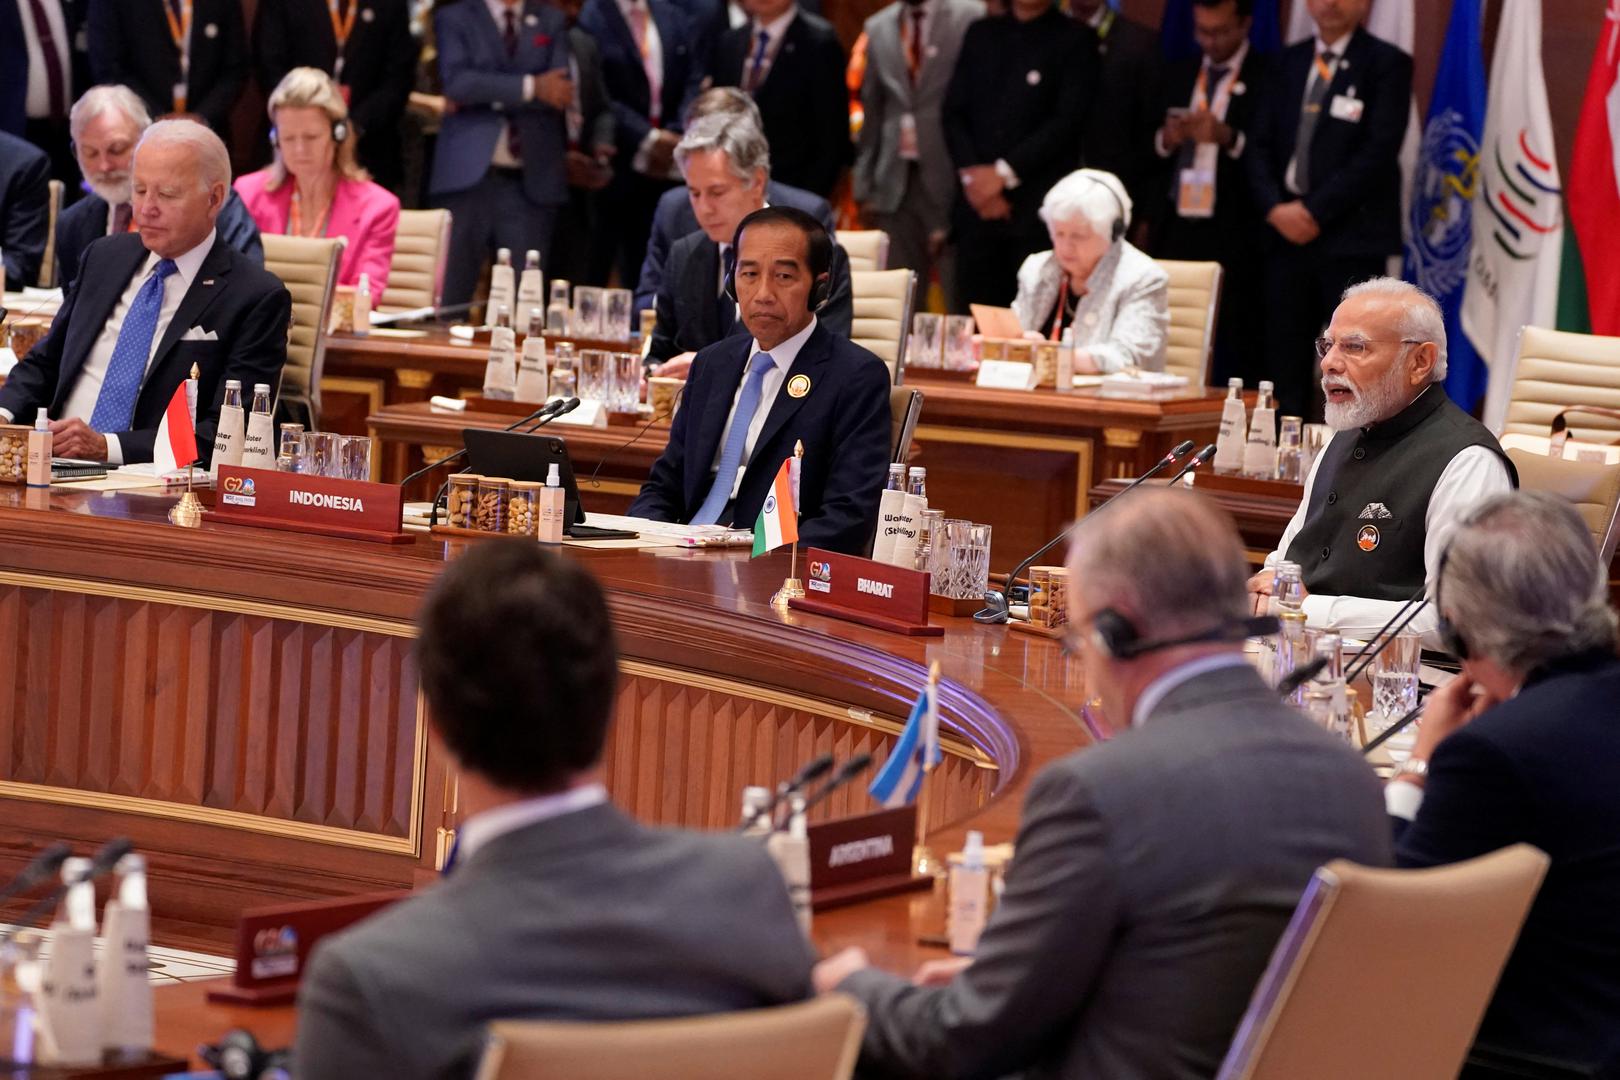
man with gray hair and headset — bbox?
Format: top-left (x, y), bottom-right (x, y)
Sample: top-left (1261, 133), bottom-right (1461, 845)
top-left (1389, 490), bottom-right (1620, 1075)
top-left (1248, 276), bottom-right (1516, 645)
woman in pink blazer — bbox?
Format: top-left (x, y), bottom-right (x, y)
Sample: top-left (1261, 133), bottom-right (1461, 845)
top-left (235, 67), bottom-right (399, 296)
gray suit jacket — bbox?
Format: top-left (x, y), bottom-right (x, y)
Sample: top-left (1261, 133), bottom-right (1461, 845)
top-left (841, 662), bottom-right (1392, 1080)
top-left (294, 803), bottom-right (816, 1080)
top-left (854, 0), bottom-right (984, 222)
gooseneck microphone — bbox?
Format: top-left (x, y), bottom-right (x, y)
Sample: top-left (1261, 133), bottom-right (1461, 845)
top-left (0, 842), bottom-right (71, 904)
top-left (1165, 443), bottom-right (1217, 485)
top-left (739, 753), bottom-right (836, 832)
top-left (399, 396), bottom-right (572, 489)
top-left (1362, 702), bottom-right (1424, 756)
top-left (801, 754), bottom-right (875, 815)
top-left (1276, 655), bottom-right (1331, 698)
top-left (1343, 590), bottom-right (1431, 684)
top-left (6, 838), bottom-right (133, 934)
top-left (974, 440), bottom-right (1196, 624)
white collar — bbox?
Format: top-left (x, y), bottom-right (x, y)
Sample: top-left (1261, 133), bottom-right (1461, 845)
top-left (454, 783), bottom-right (609, 865)
top-left (1131, 652), bottom-right (1252, 728)
top-left (752, 7), bottom-right (797, 42)
top-left (487, 0), bottom-right (525, 24)
top-left (1315, 31), bottom-right (1352, 57)
top-left (1204, 39), bottom-right (1248, 76)
top-left (140, 228), bottom-right (216, 291)
top-left (748, 313), bottom-right (817, 370)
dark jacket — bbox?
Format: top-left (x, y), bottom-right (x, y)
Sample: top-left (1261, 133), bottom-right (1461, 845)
top-left (0, 0), bottom-right (90, 137)
top-left (0, 131), bottom-right (49, 290)
top-left (55, 188), bottom-right (263, 290)
top-left (1080, 11), bottom-right (1163, 220)
top-left (86, 0), bottom-right (247, 134)
top-left (579, 0), bottom-right (702, 163)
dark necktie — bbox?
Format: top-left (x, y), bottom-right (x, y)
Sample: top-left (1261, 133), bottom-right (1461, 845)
top-left (112, 201), bottom-right (133, 236)
top-left (1291, 50), bottom-right (1336, 194)
top-left (716, 245), bottom-right (736, 335)
top-left (905, 7), bottom-right (925, 85)
top-left (504, 6), bottom-right (523, 158)
top-left (746, 28), bottom-right (770, 92)
top-left (25, 0), bottom-right (68, 119)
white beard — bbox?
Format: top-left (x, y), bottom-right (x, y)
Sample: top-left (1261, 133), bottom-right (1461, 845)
top-left (86, 175), bottom-right (132, 207)
top-left (1322, 363), bottom-right (1416, 431)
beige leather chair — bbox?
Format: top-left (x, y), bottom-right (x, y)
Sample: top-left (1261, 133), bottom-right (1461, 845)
top-left (261, 234), bottom-right (344, 429)
top-left (39, 179), bottom-right (64, 287)
top-left (840, 230), bottom-right (889, 272)
top-left (850, 267), bottom-right (916, 384)
top-left (890, 386), bottom-right (923, 463)
top-left (1218, 845), bottom-right (1550, 1080)
top-left (473, 995), bottom-right (866, 1080)
top-left (1502, 326), bottom-right (1620, 442)
top-left (380, 207), bottom-right (452, 312)
top-left (1155, 258), bottom-right (1221, 387)
top-left (1506, 446), bottom-right (1620, 564)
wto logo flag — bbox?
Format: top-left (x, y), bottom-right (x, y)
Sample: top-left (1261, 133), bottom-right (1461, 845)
top-left (1403, 0), bottom-right (1486, 411)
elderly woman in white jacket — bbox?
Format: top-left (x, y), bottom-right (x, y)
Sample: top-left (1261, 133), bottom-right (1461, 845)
top-left (1011, 169), bottom-right (1169, 373)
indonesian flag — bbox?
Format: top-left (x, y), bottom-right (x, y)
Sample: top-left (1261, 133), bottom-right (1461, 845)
top-left (1567, 2), bottom-right (1620, 337)
top-left (751, 457), bottom-right (799, 558)
top-left (154, 380), bottom-right (199, 474)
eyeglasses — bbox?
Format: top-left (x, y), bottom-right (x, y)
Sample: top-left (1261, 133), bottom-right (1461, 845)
top-left (1314, 335), bottom-right (1423, 361)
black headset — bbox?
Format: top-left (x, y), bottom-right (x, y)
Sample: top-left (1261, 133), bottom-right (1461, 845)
top-left (200, 1029), bottom-right (291, 1080)
top-left (1090, 608), bottom-right (1280, 660)
top-left (1084, 172), bottom-right (1128, 244)
top-left (722, 206), bottom-right (834, 312)
top-left (269, 118), bottom-right (350, 149)
top-left (1434, 547), bottom-right (1469, 659)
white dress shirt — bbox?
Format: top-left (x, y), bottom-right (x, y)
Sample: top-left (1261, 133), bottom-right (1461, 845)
top-left (484, 0), bottom-right (538, 168)
top-left (708, 314), bottom-right (816, 500)
top-left (453, 783), bottom-right (608, 865)
top-left (746, 8), bottom-right (798, 86)
top-left (15, 0), bottom-right (71, 120)
top-left (1154, 41), bottom-right (1250, 161)
top-left (51, 230), bottom-right (217, 465)
top-left (1285, 31), bottom-right (1350, 195)
top-left (1132, 652), bottom-right (1253, 728)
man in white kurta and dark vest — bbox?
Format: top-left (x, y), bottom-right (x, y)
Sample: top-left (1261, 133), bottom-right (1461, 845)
top-left (1247, 277), bottom-right (1516, 643)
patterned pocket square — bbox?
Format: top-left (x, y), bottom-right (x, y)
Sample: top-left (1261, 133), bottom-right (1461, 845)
top-left (1359, 502), bottom-right (1392, 520)
top-left (180, 326), bottom-right (219, 342)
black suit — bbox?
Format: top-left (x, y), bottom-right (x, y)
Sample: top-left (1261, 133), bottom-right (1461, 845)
top-left (0, 232), bottom-right (290, 465)
top-left (0, 0), bottom-right (90, 199)
top-left (252, 0), bottom-right (416, 191)
top-left (0, 131), bottom-right (49, 290)
top-left (87, 0), bottom-right (247, 134)
top-left (1395, 651), bottom-right (1620, 1073)
top-left (1246, 28), bottom-right (1411, 416)
top-left (55, 188), bottom-right (264, 290)
top-left (942, 8), bottom-right (1091, 311)
top-left (630, 322), bottom-right (891, 554)
top-left (649, 231), bottom-right (853, 362)
top-left (549, 26), bottom-right (618, 285)
top-left (713, 11), bottom-right (849, 198)
top-left (1080, 11), bottom-right (1162, 229)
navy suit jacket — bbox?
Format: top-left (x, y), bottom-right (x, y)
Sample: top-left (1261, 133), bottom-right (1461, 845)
top-left (54, 188), bottom-right (263, 290)
top-left (1246, 27), bottom-right (1411, 258)
top-left (0, 0), bottom-right (90, 136)
top-left (634, 180), bottom-right (836, 311)
top-left (1394, 651), bottom-right (1620, 1070)
top-left (431, 0), bottom-right (571, 205)
top-left (0, 131), bottom-right (49, 290)
top-left (629, 323), bottom-right (891, 554)
top-left (578, 0), bottom-right (701, 164)
top-left (87, 0), bottom-right (246, 134)
top-left (0, 232), bottom-right (290, 465)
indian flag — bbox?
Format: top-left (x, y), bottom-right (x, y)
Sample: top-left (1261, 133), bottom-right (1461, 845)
top-left (751, 457), bottom-right (799, 557)
top-left (153, 380), bottom-right (199, 475)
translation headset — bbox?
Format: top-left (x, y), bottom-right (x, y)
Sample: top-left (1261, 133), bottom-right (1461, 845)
top-left (1434, 547), bottom-right (1470, 659)
top-left (1083, 172), bottom-right (1128, 244)
top-left (268, 118), bottom-right (350, 149)
top-left (721, 209), bottom-right (834, 312)
top-left (1090, 608), bottom-right (1280, 660)
top-left (200, 1028), bottom-right (291, 1080)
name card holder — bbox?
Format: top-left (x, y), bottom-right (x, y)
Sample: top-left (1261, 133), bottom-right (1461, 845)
top-left (788, 547), bottom-right (943, 636)
top-left (808, 807), bottom-right (933, 911)
top-left (204, 465), bottom-right (410, 544)
top-left (207, 891), bottom-right (402, 1006)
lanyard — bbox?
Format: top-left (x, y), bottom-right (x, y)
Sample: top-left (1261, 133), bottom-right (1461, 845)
top-left (288, 192), bottom-right (331, 239)
top-left (1048, 277), bottom-right (1069, 342)
top-left (1192, 54), bottom-right (1241, 115)
top-left (1094, 7), bottom-right (1114, 41)
top-left (328, 0), bottom-right (358, 81)
top-left (162, 0), bottom-right (193, 111)
top-left (1312, 50), bottom-right (1335, 86)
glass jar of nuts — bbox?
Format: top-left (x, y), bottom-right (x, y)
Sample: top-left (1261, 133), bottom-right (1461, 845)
top-left (474, 476), bottom-right (510, 532)
top-left (0, 425), bottom-right (29, 484)
top-left (447, 473), bottom-right (481, 529)
top-left (507, 481), bottom-right (540, 537)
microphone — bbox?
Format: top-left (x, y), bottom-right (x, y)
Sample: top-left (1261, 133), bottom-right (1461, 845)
top-left (7, 838), bottom-right (133, 934)
top-left (1343, 593), bottom-right (1431, 684)
top-left (1362, 702), bottom-right (1424, 756)
top-left (585, 404), bottom-right (667, 490)
top-left (974, 440), bottom-right (1196, 624)
top-left (1165, 443), bottom-right (1216, 485)
top-left (399, 397), bottom-right (566, 489)
top-left (801, 753), bottom-right (874, 814)
top-left (1276, 655), bottom-right (1330, 698)
top-left (739, 753), bottom-right (836, 832)
top-left (0, 842), bottom-right (71, 904)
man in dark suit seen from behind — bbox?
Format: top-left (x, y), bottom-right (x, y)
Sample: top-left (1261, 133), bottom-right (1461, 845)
top-left (86, 0), bottom-right (247, 136)
top-left (546, 0), bottom-right (619, 286)
top-left (941, 0), bottom-right (1091, 311)
top-left (816, 488), bottom-right (1392, 1079)
top-left (711, 0), bottom-right (848, 198)
top-left (295, 541), bottom-right (816, 1080)
top-left (634, 87), bottom-right (835, 314)
top-left (1151, 0), bottom-right (1270, 386)
top-left (0, 0), bottom-right (90, 201)
top-left (1388, 491), bottom-right (1620, 1076)
top-left (0, 120), bottom-right (290, 465)
top-left (1073, 0), bottom-right (1162, 238)
top-left (631, 206), bottom-right (889, 555)
top-left (1245, 0), bottom-right (1411, 418)
top-left (55, 85), bottom-right (262, 291)
top-left (0, 130), bottom-right (50, 290)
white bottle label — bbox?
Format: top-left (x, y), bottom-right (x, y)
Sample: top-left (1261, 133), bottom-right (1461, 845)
top-left (948, 865), bottom-right (989, 956)
top-left (210, 404), bottom-right (245, 479)
top-left (515, 339), bottom-right (549, 403)
top-left (517, 268), bottom-right (544, 315)
top-left (1214, 398), bottom-right (1247, 474)
top-left (1243, 407), bottom-right (1278, 478)
top-left (97, 901), bottom-right (154, 1053)
top-left (488, 266), bottom-right (515, 322)
top-left (37, 927), bottom-right (100, 1065)
top-left (240, 410), bottom-right (276, 468)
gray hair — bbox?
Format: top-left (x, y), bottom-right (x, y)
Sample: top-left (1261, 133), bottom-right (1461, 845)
top-left (134, 118), bottom-right (232, 191)
top-left (1341, 276), bottom-right (1448, 383)
top-left (1039, 168), bottom-right (1132, 239)
top-left (1067, 488), bottom-right (1250, 641)
top-left (69, 84), bottom-right (151, 142)
top-left (685, 86), bottom-right (763, 130)
top-left (674, 114), bottom-right (770, 182)
top-left (1438, 491), bottom-right (1617, 674)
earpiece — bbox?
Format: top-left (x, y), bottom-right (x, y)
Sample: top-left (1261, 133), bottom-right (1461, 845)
top-left (200, 1029), bottom-right (291, 1080)
top-left (1434, 548), bottom-right (1469, 659)
top-left (1091, 608), bottom-right (1279, 660)
top-left (268, 119), bottom-right (349, 149)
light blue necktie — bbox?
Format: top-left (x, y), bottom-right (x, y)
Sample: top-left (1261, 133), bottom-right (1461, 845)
top-left (692, 351), bottom-right (775, 526)
top-left (90, 258), bottom-right (178, 433)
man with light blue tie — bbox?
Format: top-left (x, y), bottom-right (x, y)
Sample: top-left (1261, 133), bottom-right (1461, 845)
top-left (0, 119), bottom-right (288, 465)
top-left (629, 206), bottom-right (890, 555)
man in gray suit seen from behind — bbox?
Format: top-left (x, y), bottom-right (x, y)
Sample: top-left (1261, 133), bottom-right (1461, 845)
top-left (295, 542), bottom-right (815, 1080)
top-left (815, 488), bottom-right (1391, 1079)
top-left (854, 0), bottom-right (983, 310)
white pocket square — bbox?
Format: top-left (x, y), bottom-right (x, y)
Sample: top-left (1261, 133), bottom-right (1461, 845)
top-left (181, 326), bottom-right (219, 342)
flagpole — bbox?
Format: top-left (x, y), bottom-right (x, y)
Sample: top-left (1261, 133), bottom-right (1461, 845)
top-left (770, 440), bottom-right (807, 612)
top-left (912, 660), bottom-right (941, 876)
top-left (169, 363), bottom-right (204, 528)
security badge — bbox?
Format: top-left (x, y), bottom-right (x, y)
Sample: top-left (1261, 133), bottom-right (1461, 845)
top-left (362, 6), bottom-right (375, 21)
top-left (204, 21), bottom-right (218, 38)
top-left (786, 374), bottom-right (812, 398)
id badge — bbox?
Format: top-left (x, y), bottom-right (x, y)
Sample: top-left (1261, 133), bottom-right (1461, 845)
top-left (1329, 94), bottom-right (1364, 123)
top-left (899, 113), bottom-right (920, 161)
top-left (1177, 167), bottom-right (1215, 218)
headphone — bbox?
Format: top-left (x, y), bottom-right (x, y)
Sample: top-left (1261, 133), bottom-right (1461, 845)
top-left (1090, 608), bottom-right (1280, 660)
top-left (200, 1029), bottom-right (291, 1080)
top-left (1083, 172), bottom-right (1128, 244)
top-left (1434, 547), bottom-right (1470, 659)
top-left (722, 209), bottom-right (834, 312)
top-left (268, 118), bottom-right (350, 149)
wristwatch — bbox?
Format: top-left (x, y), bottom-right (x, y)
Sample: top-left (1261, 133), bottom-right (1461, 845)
top-left (1392, 758), bottom-right (1429, 782)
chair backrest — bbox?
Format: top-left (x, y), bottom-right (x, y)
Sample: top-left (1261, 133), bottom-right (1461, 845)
top-left (1503, 326), bottom-right (1620, 442)
top-left (840, 230), bottom-right (889, 272)
top-left (39, 179), bottom-right (64, 288)
top-left (261, 233), bottom-right (344, 429)
top-left (1155, 258), bottom-right (1221, 387)
top-left (1506, 446), bottom-right (1620, 564)
top-left (381, 208), bottom-right (453, 311)
top-left (473, 995), bottom-right (867, 1080)
top-left (890, 386), bottom-right (923, 463)
top-left (850, 268), bottom-right (916, 384)
top-left (1218, 845), bottom-right (1550, 1080)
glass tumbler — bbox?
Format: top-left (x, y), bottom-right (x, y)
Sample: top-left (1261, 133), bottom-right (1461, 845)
top-left (604, 288), bottom-right (634, 341)
top-left (1368, 630), bottom-right (1422, 735)
top-left (572, 286), bottom-right (603, 339)
top-left (910, 313), bottom-right (943, 369)
top-left (338, 435), bottom-right (373, 482)
top-left (277, 423), bottom-right (306, 472)
top-left (579, 349), bottom-right (612, 402)
top-left (613, 352), bottom-right (643, 412)
top-left (303, 431), bottom-right (339, 478)
top-left (944, 315), bottom-right (976, 371)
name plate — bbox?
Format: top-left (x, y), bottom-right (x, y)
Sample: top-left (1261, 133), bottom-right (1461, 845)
top-left (808, 806), bottom-right (931, 910)
top-left (788, 547), bottom-right (942, 636)
top-left (975, 359), bottom-right (1037, 391)
top-left (207, 891), bottom-right (401, 1005)
top-left (206, 466), bottom-right (409, 543)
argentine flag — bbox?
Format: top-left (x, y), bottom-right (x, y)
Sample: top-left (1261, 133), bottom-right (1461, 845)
top-left (868, 680), bottom-right (942, 808)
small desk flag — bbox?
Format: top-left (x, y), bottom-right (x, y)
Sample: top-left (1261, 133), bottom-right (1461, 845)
top-left (751, 456), bottom-right (799, 557)
top-left (868, 680), bottom-right (942, 808)
top-left (154, 380), bottom-right (199, 475)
